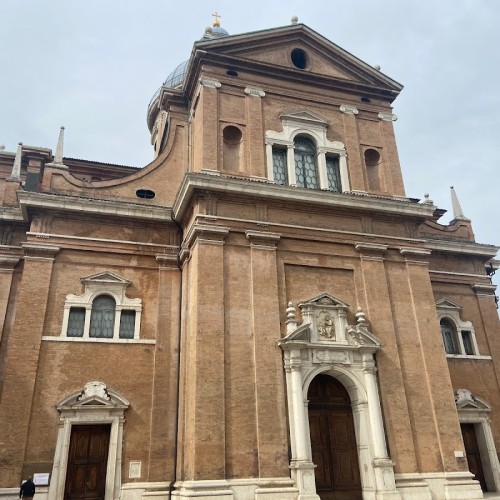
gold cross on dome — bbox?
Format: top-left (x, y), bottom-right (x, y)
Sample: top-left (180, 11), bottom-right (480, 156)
top-left (212, 11), bottom-right (221, 27)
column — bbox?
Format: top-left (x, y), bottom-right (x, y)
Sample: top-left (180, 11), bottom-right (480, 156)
top-left (287, 144), bottom-right (297, 186)
top-left (0, 243), bottom-right (59, 485)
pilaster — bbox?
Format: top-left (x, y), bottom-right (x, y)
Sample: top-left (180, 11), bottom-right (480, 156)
top-left (181, 225), bottom-right (228, 480)
top-left (0, 252), bottom-right (21, 344)
top-left (339, 104), bottom-right (364, 192)
top-left (0, 243), bottom-right (59, 485)
top-left (148, 253), bottom-right (181, 480)
top-left (244, 88), bottom-right (266, 178)
top-left (245, 230), bottom-right (289, 477)
top-left (354, 242), bottom-right (418, 474)
top-left (392, 247), bottom-right (466, 473)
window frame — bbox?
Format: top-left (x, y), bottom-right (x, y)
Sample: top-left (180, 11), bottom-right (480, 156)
top-left (265, 110), bottom-right (349, 192)
top-left (436, 299), bottom-right (485, 358)
top-left (60, 272), bottom-right (142, 343)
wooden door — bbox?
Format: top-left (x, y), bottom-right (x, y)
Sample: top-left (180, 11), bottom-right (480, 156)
top-left (64, 425), bottom-right (111, 500)
top-left (461, 423), bottom-right (488, 491)
top-left (308, 375), bottom-right (362, 500)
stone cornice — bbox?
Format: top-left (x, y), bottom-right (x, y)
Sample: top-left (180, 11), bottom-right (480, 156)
top-left (425, 239), bottom-right (499, 259)
top-left (0, 206), bottom-right (24, 222)
top-left (17, 191), bottom-right (171, 222)
top-left (173, 173), bottom-right (437, 223)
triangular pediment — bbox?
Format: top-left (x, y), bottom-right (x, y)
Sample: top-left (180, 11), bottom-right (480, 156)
top-left (455, 389), bottom-right (491, 411)
top-left (299, 293), bottom-right (350, 309)
top-left (195, 24), bottom-right (402, 93)
top-left (57, 381), bottom-right (130, 411)
top-left (436, 299), bottom-right (462, 310)
top-left (280, 110), bottom-right (329, 127)
top-left (82, 271), bottom-right (130, 285)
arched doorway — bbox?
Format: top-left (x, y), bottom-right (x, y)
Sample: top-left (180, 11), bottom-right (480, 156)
top-left (308, 374), bottom-right (362, 500)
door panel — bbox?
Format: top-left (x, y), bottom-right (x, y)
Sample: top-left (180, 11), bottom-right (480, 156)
top-left (461, 423), bottom-right (487, 492)
top-left (308, 375), bottom-right (362, 499)
top-left (65, 425), bottom-right (111, 500)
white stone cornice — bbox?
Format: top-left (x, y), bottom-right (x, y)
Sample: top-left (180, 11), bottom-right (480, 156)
top-left (199, 78), bottom-right (221, 88)
top-left (17, 191), bottom-right (171, 222)
top-left (244, 87), bottom-right (265, 97)
top-left (378, 112), bottom-right (398, 122)
top-left (425, 239), bottom-right (499, 259)
top-left (173, 173), bottom-right (437, 223)
top-left (339, 104), bottom-right (359, 115)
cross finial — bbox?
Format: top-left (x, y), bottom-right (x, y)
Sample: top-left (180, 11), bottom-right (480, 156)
top-left (212, 11), bottom-right (221, 27)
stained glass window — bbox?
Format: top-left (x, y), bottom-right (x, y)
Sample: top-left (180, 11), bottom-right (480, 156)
top-left (440, 319), bottom-right (458, 354)
top-left (119, 310), bottom-right (136, 339)
top-left (272, 148), bottom-right (288, 185)
top-left (67, 308), bottom-right (85, 337)
top-left (90, 295), bottom-right (115, 338)
top-left (294, 137), bottom-right (318, 189)
top-left (326, 156), bottom-right (341, 192)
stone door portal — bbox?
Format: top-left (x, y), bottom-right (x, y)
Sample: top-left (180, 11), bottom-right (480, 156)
top-left (64, 424), bottom-right (111, 500)
top-left (461, 423), bottom-right (488, 491)
top-left (308, 374), bottom-right (362, 500)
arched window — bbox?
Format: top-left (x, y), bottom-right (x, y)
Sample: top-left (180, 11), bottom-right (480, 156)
top-left (90, 295), bottom-right (116, 338)
top-left (265, 110), bottom-right (349, 192)
top-left (440, 318), bottom-right (459, 354)
top-left (294, 137), bottom-right (318, 189)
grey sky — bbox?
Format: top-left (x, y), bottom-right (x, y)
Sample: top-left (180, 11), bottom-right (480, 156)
top-left (1, 1), bottom-right (499, 284)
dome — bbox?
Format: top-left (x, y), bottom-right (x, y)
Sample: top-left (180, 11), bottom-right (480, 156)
top-left (163, 60), bottom-right (189, 89)
top-left (202, 25), bottom-right (230, 39)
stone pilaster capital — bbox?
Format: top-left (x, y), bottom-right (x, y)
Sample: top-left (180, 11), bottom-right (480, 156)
top-left (378, 112), bottom-right (398, 122)
top-left (22, 243), bottom-right (60, 261)
top-left (0, 255), bottom-right (21, 270)
top-left (155, 253), bottom-right (179, 269)
top-left (199, 78), bottom-right (221, 89)
top-left (244, 87), bottom-right (265, 97)
top-left (184, 224), bottom-right (229, 249)
top-left (245, 230), bottom-right (280, 249)
top-left (355, 242), bottom-right (388, 256)
top-left (472, 283), bottom-right (497, 297)
top-left (340, 104), bottom-right (359, 115)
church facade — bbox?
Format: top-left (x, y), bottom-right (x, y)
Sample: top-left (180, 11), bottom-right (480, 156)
top-left (1, 18), bottom-right (499, 500)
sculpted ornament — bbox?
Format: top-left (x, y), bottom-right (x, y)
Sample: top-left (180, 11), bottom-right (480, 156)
top-left (318, 312), bottom-right (335, 340)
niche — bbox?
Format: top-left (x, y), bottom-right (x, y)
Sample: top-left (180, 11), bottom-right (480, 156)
top-left (364, 148), bottom-right (382, 193)
top-left (222, 125), bottom-right (243, 173)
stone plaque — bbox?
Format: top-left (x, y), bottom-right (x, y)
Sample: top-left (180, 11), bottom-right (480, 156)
top-left (312, 350), bottom-right (352, 365)
top-left (129, 461), bottom-right (142, 479)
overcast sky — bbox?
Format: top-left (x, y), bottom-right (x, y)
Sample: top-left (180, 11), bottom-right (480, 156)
top-left (1, 1), bottom-right (499, 284)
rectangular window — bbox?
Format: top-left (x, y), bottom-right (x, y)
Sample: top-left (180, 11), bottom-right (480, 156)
top-left (461, 331), bottom-right (475, 355)
top-left (67, 308), bottom-right (85, 337)
top-left (326, 156), bottom-right (341, 192)
top-left (272, 148), bottom-right (288, 185)
top-left (119, 310), bottom-right (136, 339)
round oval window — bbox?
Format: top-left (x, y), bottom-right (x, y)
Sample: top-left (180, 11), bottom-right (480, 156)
top-left (291, 48), bottom-right (309, 69)
top-left (136, 189), bottom-right (156, 199)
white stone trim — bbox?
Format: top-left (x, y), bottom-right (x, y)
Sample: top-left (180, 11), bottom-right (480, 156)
top-left (47, 382), bottom-right (129, 500)
top-left (456, 389), bottom-right (500, 493)
top-left (61, 271), bottom-right (142, 342)
top-left (244, 87), bottom-right (265, 97)
top-left (339, 104), bottom-right (359, 115)
top-left (42, 335), bottom-right (155, 344)
top-left (378, 112), bottom-right (398, 122)
top-left (265, 110), bottom-right (350, 192)
top-left (436, 299), bottom-right (480, 356)
top-left (279, 295), bottom-right (400, 500)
